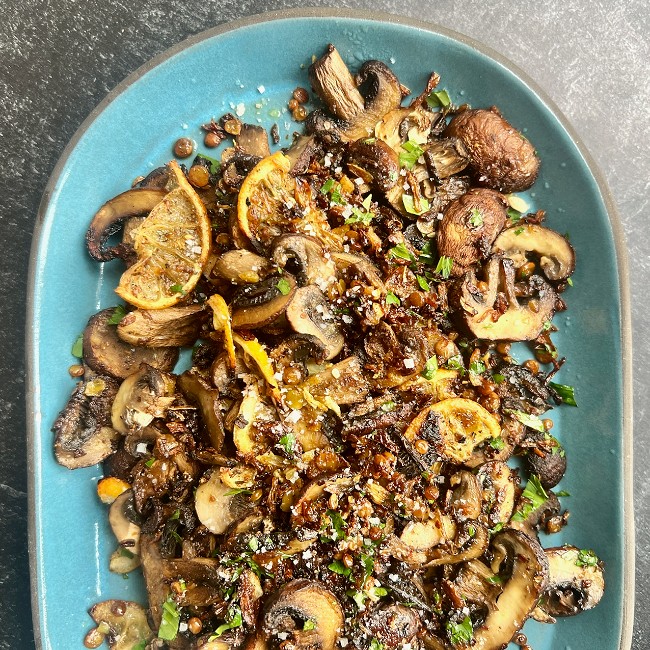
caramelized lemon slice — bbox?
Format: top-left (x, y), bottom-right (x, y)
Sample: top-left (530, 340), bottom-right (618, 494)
top-left (115, 161), bottom-right (211, 309)
top-left (237, 151), bottom-right (336, 250)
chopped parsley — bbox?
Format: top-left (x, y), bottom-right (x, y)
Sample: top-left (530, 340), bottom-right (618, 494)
top-left (388, 243), bottom-right (416, 262)
top-left (486, 574), bottom-right (503, 585)
top-left (210, 606), bottom-right (243, 638)
top-left (507, 207), bottom-right (523, 223)
top-left (107, 305), bottom-right (127, 325)
top-left (402, 194), bottom-right (430, 215)
top-left (369, 639), bottom-right (385, 650)
top-left (145, 458), bottom-right (155, 468)
top-left (158, 596), bottom-right (180, 641)
top-left (381, 400), bottom-right (397, 412)
top-left (507, 409), bottom-right (546, 432)
top-left (169, 283), bottom-right (186, 294)
top-left (416, 274), bottom-right (431, 291)
top-left (386, 291), bottom-right (401, 307)
top-left (321, 179), bottom-right (345, 205)
top-left (199, 154), bottom-right (221, 175)
top-left (418, 240), bottom-right (436, 266)
top-left (469, 207), bottom-right (484, 227)
top-left (328, 559), bottom-right (352, 577)
top-left (514, 226), bottom-right (525, 235)
top-left (492, 373), bottom-right (505, 383)
top-left (489, 436), bottom-right (505, 451)
top-left (421, 356), bottom-right (439, 380)
top-left (446, 615), bottom-right (473, 644)
top-left (276, 278), bottom-right (292, 295)
top-left (303, 620), bottom-right (316, 631)
top-left (426, 89), bottom-right (451, 109)
top-left (576, 549), bottom-right (599, 567)
top-left (512, 475), bottom-right (548, 522)
top-left (71, 334), bottom-right (84, 359)
top-left (345, 194), bottom-right (375, 225)
top-left (399, 140), bottom-right (425, 169)
top-left (278, 433), bottom-right (296, 455)
top-left (224, 487), bottom-right (252, 497)
top-left (469, 360), bottom-right (486, 375)
top-left (567, 277), bottom-right (574, 286)
top-left (556, 490), bottom-right (571, 497)
top-left (446, 355), bottom-right (465, 372)
top-left (434, 255), bottom-right (454, 279)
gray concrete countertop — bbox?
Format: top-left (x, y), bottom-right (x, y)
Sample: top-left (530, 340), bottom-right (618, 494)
top-left (1, 1), bottom-right (647, 648)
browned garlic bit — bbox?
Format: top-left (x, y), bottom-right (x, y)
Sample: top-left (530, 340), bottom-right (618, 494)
top-left (54, 43), bottom-right (601, 650)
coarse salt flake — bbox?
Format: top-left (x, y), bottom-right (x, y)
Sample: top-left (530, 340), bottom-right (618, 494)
top-left (235, 102), bottom-right (246, 116)
top-left (403, 358), bottom-right (415, 369)
top-left (257, 85), bottom-right (266, 93)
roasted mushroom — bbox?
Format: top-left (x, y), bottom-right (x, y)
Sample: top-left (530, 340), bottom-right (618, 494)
top-left (262, 580), bottom-right (344, 650)
top-left (308, 45), bottom-right (406, 141)
top-left (535, 546), bottom-right (604, 618)
top-left (83, 308), bottom-right (179, 378)
top-left (212, 249), bottom-right (271, 285)
top-left (493, 223), bottom-right (576, 282)
top-left (86, 188), bottom-right (166, 261)
top-left (87, 600), bottom-right (152, 650)
top-left (345, 138), bottom-right (400, 192)
top-left (454, 256), bottom-right (557, 341)
top-left (109, 489), bottom-right (141, 555)
top-left (272, 234), bottom-right (336, 287)
top-left (286, 286), bottom-right (344, 360)
top-left (236, 123), bottom-right (271, 158)
top-left (53, 374), bottom-right (121, 469)
top-left (116, 304), bottom-right (207, 348)
top-left (445, 107), bottom-right (540, 193)
top-left (437, 188), bottom-right (508, 274)
top-left (231, 274), bottom-right (298, 330)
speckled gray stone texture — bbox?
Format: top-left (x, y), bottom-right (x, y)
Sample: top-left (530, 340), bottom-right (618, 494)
top-left (1, 1), bottom-right (648, 648)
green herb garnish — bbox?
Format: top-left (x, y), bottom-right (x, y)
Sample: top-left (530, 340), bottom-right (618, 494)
top-left (399, 140), bottom-right (425, 169)
top-left (326, 509), bottom-right (348, 541)
top-left (388, 243), bottom-right (416, 262)
top-left (386, 291), bottom-right (401, 307)
top-left (507, 409), bottom-right (546, 432)
top-left (278, 433), bottom-right (296, 455)
top-left (489, 436), bottom-right (505, 451)
top-left (276, 278), bottom-right (292, 295)
top-left (446, 615), bottom-right (473, 644)
top-left (107, 305), bottom-right (127, 325)
top-left (512, 475), bottom-right (548, 522)
top-left (169, 284), bottom-right (186, 294)
top-left (158, 596), bottom-right (180, 641)
top-left (303, 620), bottom-right (316, 631)
top-left (426, 89), bottom-right (451, 109)
top-left (416, 274), bottom-right (431, 291)
top-left (210, 607), bottom-right (243, 638)
top-left (71, 334), bottom-right (84, 359)
top-left (328, 560), bottom-right (352, 577)
top-left (434, 255), bottom-right (453, 279)
top-left (469, 207), bottom-right (484, 227)
top-left (402, 194), bottom-right (430, 215)
top-left (369, 639), bottom-right (385, 650)
top-left (507, 207), bottom-right (523, 223)
top-left (224, 487), bottom-right (253, 497)
top-left (576, 549), bottom-right (599, 567)
top-left (421, 356), bottom-right (439, 380)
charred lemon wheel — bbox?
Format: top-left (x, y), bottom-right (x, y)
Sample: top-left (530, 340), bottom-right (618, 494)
top-left (237, 151), bottom-right (335, 250)
top-left (115, 160), bottom-right (211, 309)
top-left (405, 397), bottom-right (501, 464)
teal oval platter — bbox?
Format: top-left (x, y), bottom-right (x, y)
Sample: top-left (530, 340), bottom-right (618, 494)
top-left (26, 9), bottom-right (634, 650)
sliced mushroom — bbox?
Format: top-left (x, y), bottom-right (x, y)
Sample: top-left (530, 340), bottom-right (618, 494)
top-left (116, 304), bottom-right (207, 347)
top-left (522, 429), bottom-right (567, 489)
top-left (423, 137), bottom-right (469, 180)
top-left (269, 334), bottom-right (329, 383)
top-left (291, 473), bottom-right (360, 526)
top-left (83, 308), bottom-right (179, 378)
top-left (212, 249), bottom-right (271, 285)
top-left (468, 529), bottom-right (549, 649)
top-left (236, 124), bottom-right (271, 158)
top-left (423, 522), bottom-right (489, 567)
top-left (449, 470), bottom-right (483, 520)
top-left (445, 107), bottom-right (540, 193)
top-left (86, 187), bottom-right (167, 261)
top-left (272, 234), bottom-right (336, 287)
top-left (493, 223), bottom-right (576, 281)
top-left (362, 604), bottom-right (421, 649)
top-left (454, 256), bottom-right (557, 341)
top-left (87, 600), bottom-right (152, 650)
top-left (476, 461), bottom-right (517, 528)
top-left (111, 364), bottom-right (176, 434)
top-left (375, 106), bottom-right (438, 152)
top-left (300, 356), bottom-right (371, 405)
top-left (138, 533), bottom-right (168, 631)
top-left (195, 470), bottom-right (254, 535)
top-left (309, 45), bottom-right (405, 141)
top-left (437, 189), bottom-right (508, 274)
top-left (52, 375), bottom-right (121, 469)
top-left (262, 579), bottom-right (344, 650)
top-left (177, 369), bottom-right (226, 450)
top-left (231, 274), bottom-right (297, 329)
top-left (535, 546), bottom-right (604, 617)
top-left (346, 138), bottom-right (400, 192)
top-left (286, 286), bottom-right (344, 360)
top-left (331, 251), bottom-right (386, 294)
top-left (109, 489), bottom-right (141, 555)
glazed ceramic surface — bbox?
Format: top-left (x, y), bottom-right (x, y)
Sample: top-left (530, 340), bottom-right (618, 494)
top-left (27, 11), bottom-right (632, 649)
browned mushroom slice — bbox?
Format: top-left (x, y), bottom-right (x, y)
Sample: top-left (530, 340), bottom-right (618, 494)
top-left (449, 470), bottom-right (483, 520)
top-left (236, 124), bottom-right (271, 158)
top-left (300, 355), bottom-right (371, 405)
top-left (138, 533), bottom-right (168, 631)
top-left (83, 308), bottom-right (179, 378)
top-left (423, 137), bottom-right (469, 180)
top-left (291, 473), bottom-right (360, 526)
top-left (455, 256), bottom-right (557, 341)
top-left (212, 249), bottom-right (271, 285)
top-left (86, 187), bottom-right (167, 261)
top-left (445, 107), bottom-right (540, 193)
top-left (272, 234), bottom-right (336, 287)
top-left (111, 364), bottom-right (176, 434)
top-left (424, 522), bottom-right (489, 568)
top-left (195, 470), bottom-right (254, 535)
top-left (345, 138), bottom-right (400, 192)
top-left (362, 604), bottom-right (421, 649)
top-left (231, 274), bottom-right (297, 329)
top-left (52, 374), bottom-right (121, 469)
top-left (109, 489), bottom-right (141, 555)
top-left (87, 600), bottom-right (152, 650)
top-left (308, 45), bottom-right (406, 141)
top-left (286, 286), bottom-right (344, 360)
top-left (522, 429), bottom-right (567, 488)
top-left (534, 546), bottom-right (604, 619)
top-left (437, 189), bottom-right (508, 274)
top-left (262, 579), bottom-right (344, 650)
top-left (476, 461), bottom-right (517, 528)
top-left (492, 223), bottom-right (576, 281)
top-left (331, 251), bottom-right (386, 295)
top-left (467, 529), bottom-right (549, 649)
top-left (177, 369), bottom-right (225, 450)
